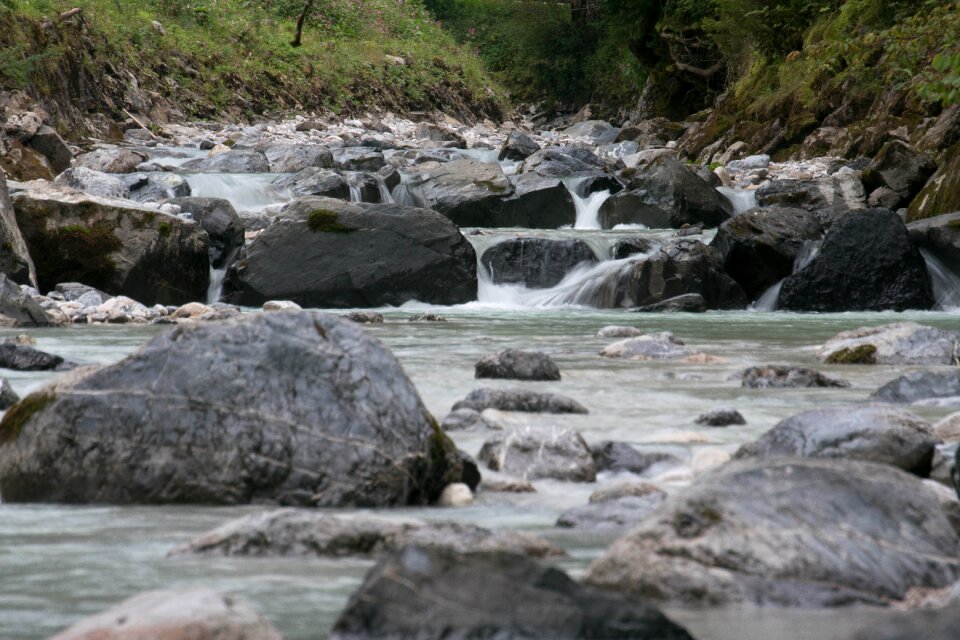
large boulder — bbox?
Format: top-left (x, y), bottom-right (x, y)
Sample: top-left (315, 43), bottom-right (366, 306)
top-left (522, 147), bottom-right (603, 178)
top-left (871, 370), bottom-right (960, 405)
top-left (907, 211), bottom-right (960, 274)
top-left (172, 510), bottom-right (563, 558)
top-left (478, 426), bottom-right (596, 482)
top-left (0, 174), bottom-right (35, 287)
top-left (180, 149), bottom-right (269, 173)
top-left (224, 197), bottom-right (477, 308)
top-left (452, 388), bottom-right (588, 414)
top-left (907, 141), bottom-right (960, 222)
top-left (49, 588), bottom-right (282, 640)
top-left (11, 182), bottom-right (209, 305)
top-left (481, 237), bottom-right (597, 288)
top-left (862, 140), bottom-right (937, 208)
top-left (817, 322), bottom-right (960, 365)
top-left (755, 173), bottom-right (867, 215)
top-left (123, 172), bottom-right (191, 204)
top-left (584, 457), bottom-right (960, 606)
top-left (404, 159), bottom-right (514, 226)
top-left (493, 172), bottom-right (576, 228)
top-left (262, 143), bottom-right (334, 173)
top-left (0, 274), bottom-right (58, 326)
top-left (165, 197), bottom-right (244, 268)
top-left (778, 209), bottom-right (934, 312)
top-left (499, 130), bottom-right (541, 161)
top-left (598, 155), bottom-right (733, 229)
top-left (331, 546), bottom-right (694, 640)
top-left (0, 312), bottom-right (462, 505)
top-left (74, 147), bottom-right (146, 174)
top-left (55, 167), bottom-right (129, 199)
top-left (710, 207), bottom-right (823, 299)
top-left (273, 166), bottom-right (351, 199)
top-left (29, 125), bottom-right (72, 172)
top-left (735, 405), bottom-right (939, 476)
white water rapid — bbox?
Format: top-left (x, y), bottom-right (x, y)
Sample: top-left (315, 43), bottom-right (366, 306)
top-left (717, 186), bottom-right (758, 214)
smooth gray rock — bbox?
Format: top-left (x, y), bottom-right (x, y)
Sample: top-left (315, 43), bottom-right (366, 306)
top-left (262, 143), bottom-right (334, 173)
top-left (735, 405), bottom-right (939, 476)
top-left (557, 490), bottom-right (666, 530)
top-left (74, 148), bottom-right (146, 173)
top-left (55, 167), bottom-right (129, 199)
top-left (475, 348), bottom-right (561, 381)
top-left (404, 159), bottom-right (513, 225)
top-left (331, 545), bottom-right (694, 640)
top-left (872, 370), bottom-right (960, 405)
top-left (123, 172), bottom-right (191, 203)
top-left (165, 197), bottom-right (244, 268)
top-left (273, 167), bottom-right (350, 199)
top-left (478, 426), bottom-right (596, 482)
top-left (817, 323), bottom-right (960, 365)
top-left (452, 388), bottom-right (588, 414)
top-left (499, 130), bottom-right (541, 161)
top-left (907, 211), bottom-right (960, 276)
top-left (591, 441), bottom-right (682, 476)
top-left (440, 408), bottom-right (501, 432)
top-left (0, 174), bottom-right (35, 287)
top-left (181, 150), bottom-right (269, 173)
top-left (585, 457), bottom-right (960, 606)
top-left (740, 365), bottom-right (850, 388)
top-left (171, 509), bottom-right (563, 558)
top-left (0, 312), bottom-right (462, 505)
top-left (600, 332), bottom-right (702, 361)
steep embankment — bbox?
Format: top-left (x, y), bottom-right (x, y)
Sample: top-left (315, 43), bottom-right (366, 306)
top-left (0, 0), bottom-right (506, 137)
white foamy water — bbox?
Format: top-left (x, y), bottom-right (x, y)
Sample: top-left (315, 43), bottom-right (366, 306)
top-left (922, 248), bottom-right (960, 310)
top-left (183, 173), bottom-right (290, 213)
top-left (717, 186), bottom-right (758, 214)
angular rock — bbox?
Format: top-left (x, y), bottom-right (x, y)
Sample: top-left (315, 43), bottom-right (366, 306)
top-left (817, 322), bottom-right (960, 365)
top-left (499, 130), bottom-right (541, 161)
top-left (591, 441), bottom-right (683, 476)
top-left (49, 588), bottom-right (282, 640)
top-left (452, 387), bottom-right (588, 414)
top-left (55, 167), bottom-right (129, 199)
top-left (740, 365), bottom-right (850, 388)
top-left (262, 143), bottom-right (334, 173)
top-left (0, 274), bottom-right (58, 326)
top-left (907, 211), bottom-right (960, 276)
top-left (611, 237), bottom-right (654, 259)
top-left (404, 159), bottom-right (513, 226)
top-left (74, 148), bottom-right (146, 174)
top-left (224, 197), bottom-right (477, 308)
top-left (710, 207), bottom-right (823, 299)
top-left (735, 405), bottom-right (939, 476)
top-left (478, 426), bottom-right (596, 482)
top-left (0, 343), bottom-right (63, 371)
top-left (123, 172), bottom-right (191, 203)
top-left (331, 147), bottom-right (385, 171)
top-left (695, 409), bottom-right (745, 427)
top-left (907, 141), bottom-right (960, 222)
top-left (180, 149), bottom-right (269, 173)
top-left (492, 172), bottom-right (576, 228)
top-left (778, 209), bottom-right (934, 312)
top-left (273, 167), bottom-right (350, 199)
top-left (12, 183), bottom-right (209, 305)
top-left (522, 147), bottom-right (603, 178)
top-left (475, 348), bottom-right (561, 381)
top-left (862, 140), bottom-right (937, 207)
top-left (0, 312), bottom-right (462, 505)
top-left (585, 457), bottom-right (960, 606)
top-left (0, 174), bottom-right (35, 287)
top-left (756, 173), bottom-right (867, 214)
top-left (871, 370), bottom-right (960, 405)
top-left (29, 125), bottom-right (72, 173)
top-left (165, 197), bottom-right (244, 268)
top-left (331, 545), bottom-right (693, 640)
top-left (633, 293), bottom-right (707, 313)
top-left (172, 509), bottom-right (563, 558)
top-left (0, 378), bottom-right (19, 410)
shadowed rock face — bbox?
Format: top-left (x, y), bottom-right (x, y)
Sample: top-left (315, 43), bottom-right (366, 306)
top-left (331, 545), bottom-right (695, 640)
top-left (0, 311), bottom-right (461, 506)
top-left (585, 457), bottom-right (960, 607)
top-left (481, 237), bottom-right (597, 289)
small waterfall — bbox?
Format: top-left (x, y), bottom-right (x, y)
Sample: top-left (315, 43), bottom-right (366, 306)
top-left (348, 182), bottom-right (362, 203)
top-left (921, 249), bottom-right (960, 310)
top-left (561, 177), bottom-right (611, 230)
top-left (206, 246), bottom-right (241, 304)
top-left (717, 186), bottom-right (758, 214)
top-left (750, 240), bottom-right (821, 311)
top-left (185, 173), bottom-right (289, 213)
top-left (376, 176), bottom-right (394, 204)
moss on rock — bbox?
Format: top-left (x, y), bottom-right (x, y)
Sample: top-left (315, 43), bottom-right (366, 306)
top-left (0, 391), bottom-right (55, 445)
top-left (307, 209), bottom-right (356, 234)
top-left (825, 344), bottom-right (878, 365)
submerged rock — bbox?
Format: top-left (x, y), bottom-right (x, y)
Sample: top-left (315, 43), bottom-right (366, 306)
top-left (557, 483), bottom-right (666, 530)
top-left (440, 408), bottom-right (502, 432)
top-left (475, 348), bottom-right (561, 381)
top-left (633, 293), bottom-right (707, 313)
top-left (871, 370), bottom-right (960, 405)
top-left (172, 509), bottom-right (563, 558)
top-left (49, 588), bottom-right (282, 640)
top-left (695, 408), bottom-right (746, 427)
top-left (181, 149), bottom-right (269, 173)
top-left (817, 323), bottom-right (960, 365)
top-left (0, 312), bottom-right (461, 506)
top-left (452, 387), bottom-right (588, 414)
top-left (478, 425), bottom-right (596, 482)
top-left (735, 405), bottom-right (939, 476)
top-left (852, 606), bottom-right (960, 640)
top-left (584, 457), bottom-right (960, 606)
top-left (591, 441), bottom-right (683, 476)
top-left (330, 545), bottom-right (694, 640)
top-left (740, 365), bottom-right (850, 388)
top-left (481, 237), bottom-right (597, 289)
top-left (600, 332), bottom-right (715, 362)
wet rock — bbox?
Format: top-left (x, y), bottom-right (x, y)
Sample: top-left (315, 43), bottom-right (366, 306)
top-left (522, 147), bottom-right (603, 178)
top-left (778, 209), bottom-right (933, 312)
top-left (735, 405), bottom-right (939, 476)
top-left (331, 147), bottom-right (385, 171)
top-left (907, 211), bottom-right (960, 275)
top-left (345, 311), bottom-right (383, 323)
top-left (611, 237), bottom-right (654, 259)
top-left (817, 322), bottom-right (960, 365)
top-left (165, 197), bottom-right (244, 268)
top-left (49, 588), bottom-right (282, 640)
top-left (907, 142), bottom-right (960, 222)
top-left (405, 159), bottom-right (513, 226)
top-left (273, 167), bottom-right (350, 199)
top-left (600, 332), bottom-right (712, 361)
top-left (862, 140), bottom-right (937, 208)
top-left (0, 174), bottom-right (35, 287)
top-left (12, 183), bottom-right (209, 305)
top-left (633, 293), bottom-right (707, 313)
top-left (55, 167), bottom-right (129, 199)
top-left (871, 370), bottom-right (960, 405)
top-left (224, 197), bottom-right (477, 308)
top-left (591, 441), bottom-right (683, 476)
top-left (481, 238), bottom-right (596, 289)
top-left (755, 173), bottom-right (867, 214)
top-left (596, 325), bottom-right (644, 338)
top-left (557, 484), bottom-right (666, 530)
top-left (584, 457), bottom-right (960, 607)
top-left (440, 408), bottom-right (500, 432)
top-left (123, 172), bottom-right (191, 203)
top-left (599, 155), bottom-right (733, 229)
top-left (0, 274), bottom-right (58, 326)
top-left (710, 207), bottom-right (823, 299)
top-left (493, 172), bottom-right (576, 228)
top-left (740, 365), bottom-right (850, 388)
top-left (262, 143), bottom-right (334, 173)
top-left (452, 388), bottom-right (588, 414)
top-left (475, 348), bottom-right (561, 381)
top-left (478, 426), bottom-right (596, 482)
top-left (407, 312), bottom-right (446, 322)
top-left (696, 409), bottom-right (745, 427)
top-left (181, 149), bottom-right (269, 173)
top-left (74, 147), bottom-right (146, 174)
top-left (0, 378), bottom-right (19, 410)
top-left (172, 509), bottom-right (562, 558)
top-left (0, 312), bottom-right (462, 505)
top-left (499, 130), bottom-right (540, 161)
top-left (481, 473), bottom-right (536, 493)
top-left (331, 545), bottom-right (693, 640)
top-left (0, 343), bottom-right (63, 371)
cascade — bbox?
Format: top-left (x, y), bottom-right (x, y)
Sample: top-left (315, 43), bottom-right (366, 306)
top-left (716, 186), bottom-right (758, 214)
top-left (184, 173), bottom-right (289, 213)
top-left (921, 249), bottom-right (960, 310)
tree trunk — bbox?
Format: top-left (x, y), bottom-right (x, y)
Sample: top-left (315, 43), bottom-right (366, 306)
top-left (290, 0), bottom-right (314, 48)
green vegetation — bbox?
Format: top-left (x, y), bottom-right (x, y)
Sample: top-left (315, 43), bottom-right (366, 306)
top-left (825, 344), bottom-right (878, 365)
top-left (0, 0), bottom-right (506, 131)
top-left (0, 391), bottom-right (54, 444)
top-left (157, 220), bottom-right (173, 237)
top-left (307, 208), bottom-right (355, 233)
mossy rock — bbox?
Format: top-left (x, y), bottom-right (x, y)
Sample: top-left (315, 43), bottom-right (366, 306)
top-left (824, 344), bottom-right (878, 365)
top-left (307, 209), bottom-right (356, 234)
top-left (28, 222), bottom-right (122, 292)
top-left (907, 142), bottom-right (960, 222)
top-left (0, 391), bottom-right (54, 444)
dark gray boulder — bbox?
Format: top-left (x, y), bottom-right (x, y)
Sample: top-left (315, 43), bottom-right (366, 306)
top-left (695, 409), bottom-right (745, 427)
top-left (735, 405), bottom-right (939, 476)
top-left (181, 150), bottom-right (270, 173)
top-left (165, 197), bottom-right (244, 268)
top-left (611, 237), bottom-right (654, 259)
top-left (499, 131), bottom-right (540, 161)
top-left (493, 172), bottom-right (576, 228)
top-left (871, 370), bottom-right (960, 405)
top-left (585, 457), bottom-right (960, 606)
top-left (710, 207), bottom-right (823, 299)
top-left (633, 293), bottom-right (707, 313)
top-left (475, 348), bottom-right (561, 381)
top-left (778, 209), bottom-right (934, 312)
top-left (591, 441), bottom-right (682, 476)
top-left (452, 388), bottom-right (588, 414)
top-left (478, 426), bottom-right (596, 482)
top-left (740, 365), bottom-right (850, 388)
top-left (482, 238), bottom-right (596, 289)
top-left (907, 211), bottom-right (960, 275)
top-left (331, 147), bottom-right (385, 171)
top-left (272, 167), bottom-right (350, 199)
top-left (224, 197), bottom-right (477, 308)
top-left (0, 174), bottom-right (35, 287)
top-left (29, 125), bottom-right (72, 173)
top-left (0, 378), bottom-right (19, 410)
top-left (862, 140), bottom-right (937, 208)
top-left (0, 312), bottom-right (462, 505)
top-left (0, 343), bottom-right (62, 371)
top-left (522, 147), bottom-right (602, 178)
top-left (172, 509), bottom-right (563, 558)
top-left (331, 545), bottom-right (694, 640)
top-left (599, 155), bottom-right (733, 229)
